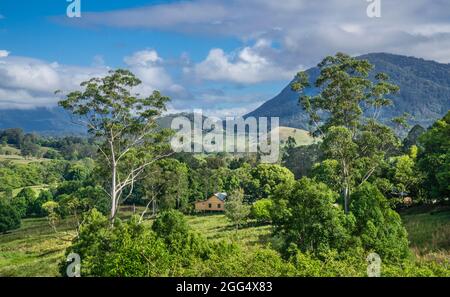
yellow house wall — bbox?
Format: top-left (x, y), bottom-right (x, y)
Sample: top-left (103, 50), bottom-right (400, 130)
top-left (195, 196), bottom-right (224, 211)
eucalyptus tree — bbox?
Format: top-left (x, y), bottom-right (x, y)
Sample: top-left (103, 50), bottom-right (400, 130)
top-left (292, 53), bottom-right (400, 212)
top-left (58, 69), bottom-right (172, 222)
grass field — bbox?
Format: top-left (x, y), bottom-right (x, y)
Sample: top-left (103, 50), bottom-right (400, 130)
top-left (0, 206), bottom-right (448, 276)
top-left (0, 154), bottom-right (51, 164)
top-left (400, 206), bottom-right (450, 262)
top-left (0, 145), bottom-right (52, 164)
top-left (274, 126), bottom-right (317, 147)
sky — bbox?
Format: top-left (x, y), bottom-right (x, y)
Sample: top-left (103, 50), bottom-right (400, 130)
top-left (0, 0), bottom-right (450, 116)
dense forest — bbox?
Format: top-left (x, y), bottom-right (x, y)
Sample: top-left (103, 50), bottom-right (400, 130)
top-left (0, 53), bottom-right (449, 277)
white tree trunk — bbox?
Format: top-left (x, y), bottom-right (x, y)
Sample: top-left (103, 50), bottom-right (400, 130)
top-left (111, 161), bottom-right (117, 221)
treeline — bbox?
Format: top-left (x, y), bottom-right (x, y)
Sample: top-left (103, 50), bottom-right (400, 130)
top-left (0, 160), bottom-right (67, 191)
top-left (0, 128), bottom-right (97, 160)
top-left (0, 158), bottom-right (109, 232)
top-left (283, 112), bottom-right (449, 206)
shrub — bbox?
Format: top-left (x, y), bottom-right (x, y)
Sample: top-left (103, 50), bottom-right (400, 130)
top-left (251, 198), bottom-right (273, 224)
top-left (0, 198), bottom-right (21, 233)
top-left (272, 177), bottom-right (355, 256)
top-left (224, 188), bottom-right (250, 229)
top-left (350, 182), bottom-right (410, 262)
top-left (13, 187), bottom-right (36, 218)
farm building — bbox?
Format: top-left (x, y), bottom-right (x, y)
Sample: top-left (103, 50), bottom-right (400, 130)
top-left (194, 192), bottom-right (227, 212)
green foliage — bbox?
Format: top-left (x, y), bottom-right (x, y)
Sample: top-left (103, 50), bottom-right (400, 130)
top-left (30, 190), bottom-right (53, 217)
top-left (311, 159), bottom-right (340, 192)
top-left (61, 209), bottom-right (172, 276)
top-left (152, 210), bottom-right (211, 265)
top-left (0, 198), bottom-right (21, 233)
top-left (138, 159), bottom-right (189, 211)
top-left (388, 154), bottom-right (423, 199)
top-left (293, 52), bottom-right (398, 135)
top-left (225, 189), bottom-right (250, 229)
top-left (350, 183), bottom-right (410, 262)
top-left (246, 164), bottom-right (295, 202)
top-left (13, 188), bottom-right (37, 218)
top-left (272, 177), bottom-right (354, 256)
top-left (251, 198), bottom-right (273, 224)
top-left (403, 125), bottom-right (426, 151)
top-left (0, 160), bottom-right (67, 191)
top-left (42, 201), bottom-right (60, 232)
top-left (62, 209), bottom-right (210, 276)
top-left (417, 111), bottom-right (450, 201)
top-left (282, 143), bottom-right (322, 178)
top-left (59, 69), bottom-right (172, 220)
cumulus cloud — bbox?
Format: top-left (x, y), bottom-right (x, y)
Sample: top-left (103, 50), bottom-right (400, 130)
top-left (0, 55), bottom-right (109, 109)
top-left (0, 50), bottom-right (9, 58)
top-left (191, 40), bottom-right (301, 84)
top-left (0, 49), bottom-right (189, 109)
top-left (0, 49), bottom-right (196, 110)
top-left (59, 0), bottom-right (450, 64)
top-left (124, 50), bottom-right (185, 99)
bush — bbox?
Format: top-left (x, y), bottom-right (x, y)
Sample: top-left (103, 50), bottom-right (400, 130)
top-left (271, 177), bottom-right (355, 256)
top-left (152, 209), bottom-right (211, 263)
top-left (251, 198), bottom-right (273, 224)
top-left (29, 190), bottom-right (53, 217)
top-left (224, 188), bottom-right (250, 229)
top-left (62, 209), bottom-right (212, 276)
top-left (61, 209), bottom-right (174, 277)
top-left (350, 182), bottom-right (410, 262)
top-left (13, 187), bottom-right (36, 218)
top-left (0, 198), bottom-right (21, 233)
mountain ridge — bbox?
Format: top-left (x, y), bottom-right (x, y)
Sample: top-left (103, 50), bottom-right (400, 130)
top-left (245, 52), bottom-right (450, 130)
top-left (0, 53), bottom-right (449, 134)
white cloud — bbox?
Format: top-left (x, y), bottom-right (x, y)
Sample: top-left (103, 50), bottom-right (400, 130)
top-left (0, 55), bottom-right (109, 109)
top-left (124, 50), bottom-right (161, 66)
top-left (62, 0), bottom-right (450, 64)
top-left (192, 40), bottom-right (301, 84)
top-left (0, 50), bottom-right (9, 58)
top-left (0, 50), bottom-right (191, 110)
top-left (124, 50), bottom-right (183, 96)
top-left (0, 50), bottom-right (193, 109)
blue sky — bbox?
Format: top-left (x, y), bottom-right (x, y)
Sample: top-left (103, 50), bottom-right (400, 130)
top-left (1, 0), bottom-right (450, 116)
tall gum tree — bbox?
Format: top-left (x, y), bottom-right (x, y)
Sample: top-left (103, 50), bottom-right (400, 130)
top-left (292, 53), bottom-right (400, 213)
top-left (58, 69), bottom-right (173, 222)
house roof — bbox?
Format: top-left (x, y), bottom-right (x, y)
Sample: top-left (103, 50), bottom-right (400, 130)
top-left (214, 192), bottom-right (227, 201)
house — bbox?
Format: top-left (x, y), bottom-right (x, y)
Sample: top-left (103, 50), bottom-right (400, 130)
top-left (194, 192), bottom-right (227, 212)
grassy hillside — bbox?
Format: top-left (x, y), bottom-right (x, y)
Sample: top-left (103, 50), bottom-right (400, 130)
top-left (0, 207), bottom-right (448, 276)
top-left (401, 206), bottom-right (450, 262)
top-left (275, 126), bottom-right (317, 147)
top-left (0, 146), bottom-right (51, 164)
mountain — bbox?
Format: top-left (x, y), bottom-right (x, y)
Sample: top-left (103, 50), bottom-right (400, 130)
top-left (1, 53), bottom-right (449, 134)
top-left (245, 53), bottom-right (450, 130)
top-left (0, 107), bottom-right (84, 135)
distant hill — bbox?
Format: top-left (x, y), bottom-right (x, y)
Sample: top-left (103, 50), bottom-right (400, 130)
top-left (245, 53), bottom-right (450, 130)
top-left (1, 53), bottom-right (449, 134)
top-left (159, 113), bottom-right (316, 147)
top-left (0, 107), bottom-right (84, 135)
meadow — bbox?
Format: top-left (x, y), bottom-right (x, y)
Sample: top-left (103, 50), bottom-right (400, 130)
top-left (0, 206), bottom-right (448, 277)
